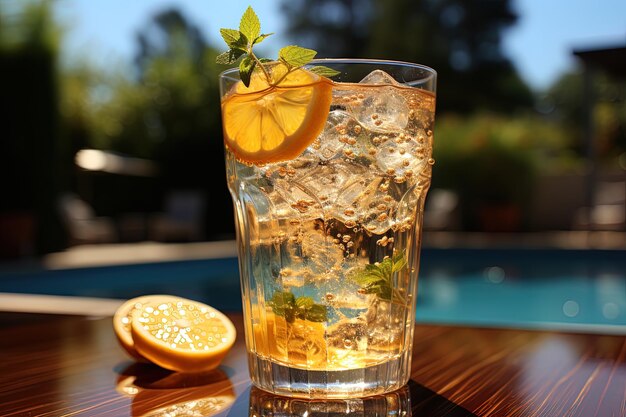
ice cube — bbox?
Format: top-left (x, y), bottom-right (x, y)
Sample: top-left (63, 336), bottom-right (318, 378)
top-left (282, 226), bottom-right (345, 284)
top-left (360, 181), bottom-right (400, 235)
top-left (266, 175), bottom-right (324, 222)
top-left (374, 130), bottom-right (428, 181)
top-left (348, 70), bottom-right (409, 133)
top-left (359, 69), bottom-right (400, 86)
top-left (326, 318), bottom-right (367, 350)
top-left (332, 176), bottom-right (381, 224)
top-left (315, 109), bottom-right (374, 164)
top-left (364, 299), bottom-right (405, 350)
top-left (302, 230), bottom-right (344, 272)
top-left (297, 161), bottom-right (367, 209)
top-left (315, 110), bottom-right (351, 161)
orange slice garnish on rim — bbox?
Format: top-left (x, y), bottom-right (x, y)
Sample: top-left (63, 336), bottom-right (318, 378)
top-left (222, 67), bottom-right (333, 164)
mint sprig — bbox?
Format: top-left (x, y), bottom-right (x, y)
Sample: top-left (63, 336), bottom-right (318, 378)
top-left (217, 6), bottom-right (340, 87)
top-left (269, 291), bottom-right (327, 323)
top-left (279, 45), bottom-right (317, 68)
top-left (350, 252), bottom-right (409, 305)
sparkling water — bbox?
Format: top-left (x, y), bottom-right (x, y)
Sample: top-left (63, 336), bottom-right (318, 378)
top-left (226, 70), bottom-right (435, 397)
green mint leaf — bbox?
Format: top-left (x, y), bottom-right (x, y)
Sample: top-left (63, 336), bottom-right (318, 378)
top-left (270, 291), bottom-right (297, 322)
top-left (378, 285), bottom-right (392, 301)
top-left (392, 252), bottom-right (408, 273)
top-left (285, 309), bottom-right (296, 323)
top-left (220, 28), bottom-right (248, 51)
top-left (231, 48), bottom-right (246, 61)
top-left (216, 49), bottom-right (245, 65)
top-left (239, 55), bottom-right (256, 87)
top-left (271, 291), bottom-right (295, 308)
top-left (270, 291), bottom-right (327, 323)
top-left (295, 296), bottom-right (315, 309)
top-left (253, 33), bottom-right (274, 46)
top-left (279, 45), bottom-right (316, 68)
top-left (352, 272), bottom-right (384, 287)
top-left (379, 258), bottom-right (392, 279)
top-left (239, 6), bottom-right (261, 42)
top-left (304, 304), bottom-right (327, 322)
top-left (307, 65), bottom-right (341, 78)
top-left (364, 263), bottom-right (385, 275)
top-left (219, 8), bottom-right (329, 88)
top-left (351, 252), bottom-right (409, 304)
top-left (215, 51), bottom-right (232, 65)
top-left (219, 28), bottom-right (239, 45)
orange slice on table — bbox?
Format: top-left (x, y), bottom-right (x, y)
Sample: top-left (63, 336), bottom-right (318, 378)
top-left (130, 297), bottom-right (236, 373)
top-left (222, 67), bottom-right (333, 164)
top-left (113, 294), bottom-right (184, 361)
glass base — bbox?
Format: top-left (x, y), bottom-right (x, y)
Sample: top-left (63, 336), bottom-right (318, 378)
top-left (248, 384), bottom-right (411, 416)
top-left (248, 351), bottom-right (412, 399)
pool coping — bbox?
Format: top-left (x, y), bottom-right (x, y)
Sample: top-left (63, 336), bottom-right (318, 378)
top-left (2, 292), bottom-right (624, 336)
top-left (1, 231), bottom-right (620, 272)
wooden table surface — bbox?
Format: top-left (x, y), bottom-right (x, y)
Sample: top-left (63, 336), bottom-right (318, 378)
top-left (0, 311), bottom-right (624, 417)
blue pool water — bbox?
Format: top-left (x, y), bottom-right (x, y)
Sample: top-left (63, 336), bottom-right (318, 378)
top-left (1, 249), bottom-right (624, 332)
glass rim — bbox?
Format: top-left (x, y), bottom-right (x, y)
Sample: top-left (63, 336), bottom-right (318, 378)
top-left (218, 58), bottom-right (437, 84)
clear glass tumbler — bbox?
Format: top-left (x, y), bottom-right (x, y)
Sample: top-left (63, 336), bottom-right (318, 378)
top-left (220, 59), bottom-right (436, 398)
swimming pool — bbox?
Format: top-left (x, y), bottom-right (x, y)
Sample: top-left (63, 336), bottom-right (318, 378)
top-left (1, 248), bottom-right (624, 332)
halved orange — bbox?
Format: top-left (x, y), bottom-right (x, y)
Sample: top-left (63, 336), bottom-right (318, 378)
top-left (222, 67), bottom-right (333, 164)
top-left (113, 294), bottom-right (184, 361)
top-left (130, 297), bottom-right (236, 373)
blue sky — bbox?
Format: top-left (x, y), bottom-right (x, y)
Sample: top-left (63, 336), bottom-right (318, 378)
top-left (53, 0), bottom-right (626, 90)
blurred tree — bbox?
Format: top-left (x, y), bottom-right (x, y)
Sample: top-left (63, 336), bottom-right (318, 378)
top-left (122, 9), bottom-right (222, 157)
top-left (281, 0), bottom-right (533, 114)
top-left (0, 1), bottom-right (67, 256)
top-left (432, 113), bottom-right (572, 230)
top-left (281, 0), bottom-right (373, 58)
top-left (547, 71), bottom-right (626, 161)
top-left (134, 9), bottom-right (206, 80)
top-left (75, 8), bottom-right (233, 239)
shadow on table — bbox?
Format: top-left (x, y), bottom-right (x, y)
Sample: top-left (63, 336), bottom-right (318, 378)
top-left (407, 379), bottom-right (477, 416)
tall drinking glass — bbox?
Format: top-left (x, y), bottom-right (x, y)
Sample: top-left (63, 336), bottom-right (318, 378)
top-left (220, 59), bottom-right (436, 398)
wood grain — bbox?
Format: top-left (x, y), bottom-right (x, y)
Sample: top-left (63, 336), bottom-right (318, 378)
top-left (409, 325), bottom-right (626, 417)
top-left (0, 312), bottom-right (623, 416)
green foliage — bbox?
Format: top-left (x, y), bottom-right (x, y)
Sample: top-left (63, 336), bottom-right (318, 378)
top-left (434, 113), bottom-right (578, 177)
top-left (269, 291), bottom-right (328, 323)
top-left (239, 6), bottom-right (261, 41)
top-left (0, 1), bottom-right (60, 52)
top-left (63, 9), bottom-right (224, 159)
top-left (56, 8), bottom-right (236, 238)
top-left (216, 6), bottom-right (338, 87)
top-left (217, 6), bottom-right (273, 87)
top-left (432, 113), bottom-right (582, 230)
top-left (238, 55), bottom-right (255, 87)
top-left (279, 45), bottom-right (317, 68)
top-left (280, 0), bottom-right (533, 114)
top-left (547, 70), bottom-right (626, 159)
top-left (349, 252), bottom-right (408, 304)
top-left (0, 1), bottom-right (67, 253)
top-left (220, 28), bottom-right (247, 50)
top-left (281, 0), bottom-right (370, 58)
top-left (307, 66), bottom-right (342, 77)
